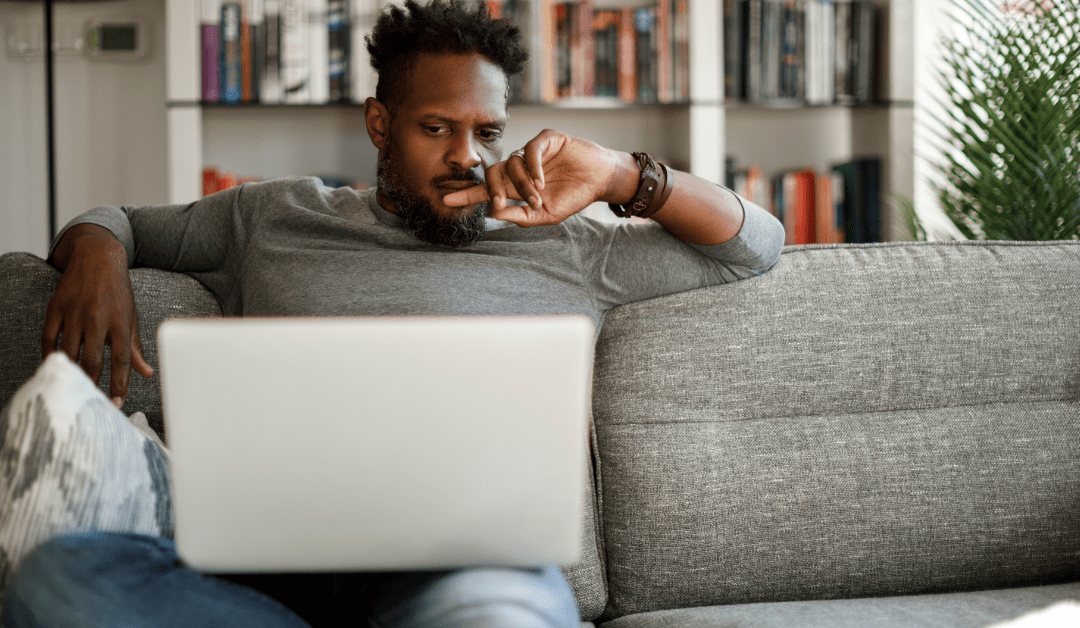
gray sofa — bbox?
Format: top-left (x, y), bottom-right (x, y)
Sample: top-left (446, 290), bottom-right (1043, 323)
top-left (1, 241), bottom-right (1078, 627)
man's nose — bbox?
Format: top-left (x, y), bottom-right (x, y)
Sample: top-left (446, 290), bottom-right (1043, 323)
top-left (446, 132), bottom-right (483, 171)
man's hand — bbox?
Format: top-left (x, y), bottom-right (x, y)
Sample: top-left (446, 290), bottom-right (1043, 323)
top-left (42, 224), bottom-right (154, 408)
top-left (442, 129), bottom-right (637, 226)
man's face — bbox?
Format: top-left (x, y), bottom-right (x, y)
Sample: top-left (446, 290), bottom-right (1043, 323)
top-left (375, 52), bottom-right (509, 247)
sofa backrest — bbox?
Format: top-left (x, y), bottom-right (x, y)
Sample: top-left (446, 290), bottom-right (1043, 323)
top-left (591, 241), bottom-right (1080, 619)
top-left (0, 252), bottom-right (223, 439)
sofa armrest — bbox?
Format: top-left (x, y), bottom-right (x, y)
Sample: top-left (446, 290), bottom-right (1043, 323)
top-left (0, 252), bottom-right (223, 441)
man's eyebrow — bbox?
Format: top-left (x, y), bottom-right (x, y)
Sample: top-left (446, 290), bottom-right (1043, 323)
top-left (418, 113), bottom-right (507, 128)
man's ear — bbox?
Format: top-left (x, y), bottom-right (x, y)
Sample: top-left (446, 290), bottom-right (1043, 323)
top-left (365, 97), bottom-right (391, 151)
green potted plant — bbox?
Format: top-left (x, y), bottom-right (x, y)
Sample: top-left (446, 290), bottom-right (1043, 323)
top-left (909, 0), bottom-right (1079, 240)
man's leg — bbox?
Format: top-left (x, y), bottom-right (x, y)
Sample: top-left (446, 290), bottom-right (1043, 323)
top-left (2, 531), bottom-right (314, 628)
top-left (367, 566), bottom-right (580, 628)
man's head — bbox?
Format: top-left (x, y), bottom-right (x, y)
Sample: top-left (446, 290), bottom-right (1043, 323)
top-left (363, 1), bottom-right (529, 247)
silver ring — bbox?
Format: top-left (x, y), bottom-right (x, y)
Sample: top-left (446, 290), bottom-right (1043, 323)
top-left (509, 148), bottom-right (526, 162)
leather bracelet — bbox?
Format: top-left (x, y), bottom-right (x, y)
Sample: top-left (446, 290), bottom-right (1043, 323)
top-left (608, 152), bottom-right (672, 219)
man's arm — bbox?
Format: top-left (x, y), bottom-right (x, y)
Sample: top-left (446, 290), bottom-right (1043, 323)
top-left (442, 129), bottom-right (752, 247)
top-left (43, 224), bottom-right (154, 408)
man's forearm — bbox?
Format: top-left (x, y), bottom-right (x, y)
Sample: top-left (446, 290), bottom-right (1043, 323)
top-left (603, 151), bottom-right (745, 246)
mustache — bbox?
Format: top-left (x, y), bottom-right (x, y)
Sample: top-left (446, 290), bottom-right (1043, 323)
top-left (431, 170), bottom-right (484, 186)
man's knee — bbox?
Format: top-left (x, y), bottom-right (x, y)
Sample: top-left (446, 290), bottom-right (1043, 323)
top-left (3, 532), bottom-right (176, 628)
top-left (373, 565), bottom-right (580, 628)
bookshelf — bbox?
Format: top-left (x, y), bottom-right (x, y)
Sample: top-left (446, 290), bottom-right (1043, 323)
top-left (164, 0), bottom-right (912, 238)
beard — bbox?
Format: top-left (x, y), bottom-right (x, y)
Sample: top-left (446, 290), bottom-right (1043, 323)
top-left (377, 138), bottom-right (490, 248)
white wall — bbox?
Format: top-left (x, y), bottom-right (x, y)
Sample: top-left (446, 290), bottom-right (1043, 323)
top-left (0, 0), bottom-right (168, 258)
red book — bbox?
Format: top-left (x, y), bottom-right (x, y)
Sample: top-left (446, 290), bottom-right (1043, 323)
top-left (793, 169), bottom-right (817, 245)
top-left (240, 1), bottom-right (252, 102)
top-left (617, 7), bottom-right (636, 102)
top-left (202, 167), bottom-right (219, 197)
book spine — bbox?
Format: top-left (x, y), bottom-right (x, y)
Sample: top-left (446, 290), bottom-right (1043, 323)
top-left (502, 0), bottom-right (532, 102)
top-left (328, 0), bottom-right (348, 101)
top-left (745, 0), bottom-right (762, 103)
top-left (263, 0), bottom-right (282, 103)
top-left (859, 157), bottom-right (881, 242)
top-left (617, 6), bottom-right (636, 103)
top-left (282, 0), bottom-right (310, 103)
top-left (852, 0), bottom-right (876, 104)
top-left (656, 0), bottom-right (672, 103)
top-left (673, 0), bottom-right (689, 102)
top-left (634, 6), bottom-right (657, 104)
top-left (248, 0), bottom-right (264, 102)
top-left (309, 0), bottom-right (329, 103)
top-left (723, 0), bottom-right (742, 103)
top-left (593, 9), bottom-right (619, 98)
top-left (240, 0), bottom-right (252, 101)
top-left (554, 3), bottom-right (571, 98)
top-left (834, 0), bottom-right (853, 104)
top-left (815, 168), bottom-right (833, 243)
top-left (794, 169), bottom-right (816, 245)
top-left (350, 0), bottom-right (378, 102)
top-left (220, 2), bottom-right (243, 103)
top-left (202, 0), bottom-right (222, 102)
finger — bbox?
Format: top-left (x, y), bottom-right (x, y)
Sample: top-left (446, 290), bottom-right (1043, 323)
top-left (41, 304), bottom-right (63, 360)
top-left (442, 183), bottom-right (490, 208)
top-left (521, 144), bottom-right (545, 191)
top-left (484, 164), bottom-right (512, 212)
top-left (108, 328), bottom-right (133, 409)
top-left (130, 316), bottom-right (155, 378)
top-left (487, 203), bottom-right (533, 226)
top-left (504, 155), bottom-right (542, 211)
top-left (80, 326), bottom-right (107, 386)
top-left (58, 321), bottom-right (84, 366)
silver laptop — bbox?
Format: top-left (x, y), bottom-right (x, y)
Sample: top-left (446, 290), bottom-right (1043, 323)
top-left (157, 315), bottom-right (594, 573)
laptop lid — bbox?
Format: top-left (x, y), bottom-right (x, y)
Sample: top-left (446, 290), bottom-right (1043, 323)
top-left (158, 315), bottom-right (594, 573)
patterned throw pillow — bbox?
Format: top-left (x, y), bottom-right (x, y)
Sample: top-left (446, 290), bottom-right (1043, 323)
top-left (0, 352), bottom-right (173, 606)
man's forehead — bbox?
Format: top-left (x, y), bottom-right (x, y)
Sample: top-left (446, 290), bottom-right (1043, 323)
top-left (398, 52), bottom-right (509, 118)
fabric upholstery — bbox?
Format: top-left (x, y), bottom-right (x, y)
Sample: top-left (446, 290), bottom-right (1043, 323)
top-left (597, 582), bottom-right (1080, 628)
top-left (593, 241), bottom-right (1080, 618)
top-left (0, 252), bottom-right (223, 440)
top-left (0, 353), bottom-right (173, 607)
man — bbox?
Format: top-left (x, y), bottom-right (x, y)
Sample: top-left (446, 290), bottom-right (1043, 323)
top-left (2, 1), bottom-right (784, 626)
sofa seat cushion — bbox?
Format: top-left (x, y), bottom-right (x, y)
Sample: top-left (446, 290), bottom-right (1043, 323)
top-left (597, 582), bottom-right (1080, 628)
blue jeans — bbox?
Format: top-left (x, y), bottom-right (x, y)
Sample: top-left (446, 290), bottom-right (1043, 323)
top-left (2, 531), bottom-right (579, 628)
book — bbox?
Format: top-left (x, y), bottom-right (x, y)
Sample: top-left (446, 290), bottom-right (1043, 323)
top-left (633, 6), bottom-right (657, 103)
top-left (851, 0), bottom-right (877, 104)
top-left (220, 2), bottom-right (243, 103)
top-left (723, 0), bottom-right (744, 103)
top-left (791, 168), bottom-right (816, 244)
top-left (831, 157), bottom-right (880, 243)
top-left (834, 0), bottom-right (853, 104)
top-left (202, 0), bottom-right (222, 102)
top-left (350, 0), bottom-right (379, 102)
top-left (282, 0), bottom-right (311, 103)
top-left (592, 9), bottom-right (619, 98)
top-left (328, 0), bottom-right (349, 101)
top-left (617, 6), bottom-right (636, 102)
top-left (672, 0), bottom-right (690, 102)
top-left (248, 0), bottom-right (265, 102)
top-left (744, 0), bottom-right (763, 103)
top-left (309, 0), bottom-right (330, 103)
top-left (262, 0), bottom-right (283, 103)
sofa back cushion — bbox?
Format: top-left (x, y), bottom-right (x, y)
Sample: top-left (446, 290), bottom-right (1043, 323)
top-left (0, 252), bottom-right (224, 440)
top-left (593, 241), bottom-right (1080, 619)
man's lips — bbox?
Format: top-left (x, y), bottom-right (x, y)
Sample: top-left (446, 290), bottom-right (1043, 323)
top-left (436, 180), bottom-right (482, 191)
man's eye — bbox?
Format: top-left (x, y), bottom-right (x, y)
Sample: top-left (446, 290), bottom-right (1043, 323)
top-left (425, 125), bottom-right (448, 135)
top-left (479, 130), bottom-right (502, 142)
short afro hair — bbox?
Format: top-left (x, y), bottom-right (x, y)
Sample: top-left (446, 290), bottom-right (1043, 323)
top-left (365, 0), bottom-right (528, 113)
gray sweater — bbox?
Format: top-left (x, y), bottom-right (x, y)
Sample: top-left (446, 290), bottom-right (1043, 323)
top-left (56, 177), bottom-right (785, 327)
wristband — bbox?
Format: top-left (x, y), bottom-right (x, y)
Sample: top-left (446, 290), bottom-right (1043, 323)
top-left (608, 152), bottom-right (673, 219)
